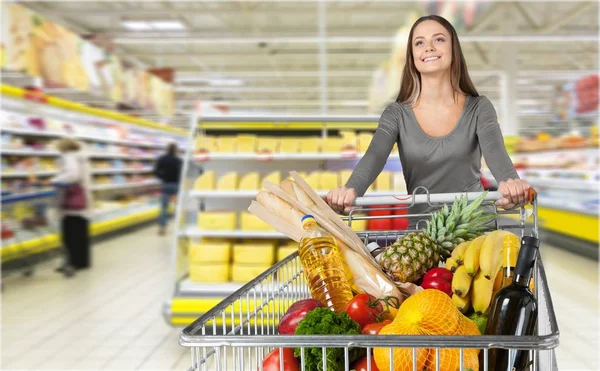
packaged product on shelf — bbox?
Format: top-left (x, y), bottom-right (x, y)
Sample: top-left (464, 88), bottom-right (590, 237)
top-left (216, 172), bottom-right (239, 190)
top-left (305, 171), bottom-right (322, 190)
top-left (375, 171), bottom-right (392, 191)
top-left (194, 136), bottom-right (217, 153)
top-left (322, 137), bottom-right (344, 153)
top-left (236, 135), bottom-right (257, 152)
top-left (197, 211), bottom-right (237, 230)
top-left (262, 171), bottom-right (281, 186)
top-left (233, 242), bottom-right (275, 265)
top-left (257, 137), bottom-right (278, 153)
top-left (231, 264), bottom-right (271, 283)
top-left (193, 171), bottom-right (216, 190)
top-left (189, 240), bottom-right (231, 264)
top-left (358, 132), bottom-right (374, 152)
top-left (339, 131), bottom-right (357, 151)
top-left (238, 172), bottom-right (260, 190)
top-left (340, 170), bottom-right (353, 187)
top-left (240, 211), bottom-right (273, 231)
top-left (277, 241), bottom-right (297, 261)
top-left (279, 138), bottom-right (299, 153)
top-left (321, 171), bottom-right (340, 189)
top-left (190, 263), bottom-right (230, 283)
top-left (217, 136), bottom-right (237, 152)
top-left (299, 137), bottom-right (321, 153)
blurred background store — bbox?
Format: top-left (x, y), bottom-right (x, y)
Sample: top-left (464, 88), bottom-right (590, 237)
top-left (1, 1), bottom-right (598, 370)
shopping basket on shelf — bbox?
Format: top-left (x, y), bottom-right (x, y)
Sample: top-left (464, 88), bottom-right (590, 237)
top-left (180, 189), bottom-right (559, 371)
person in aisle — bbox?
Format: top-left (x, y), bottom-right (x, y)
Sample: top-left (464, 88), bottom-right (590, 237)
top-left (153, 143), bottom-right (182, 236)
top-left (49, 138), bottom-right (93, 277)
top-left (327, 15), bottom-right (530, 214)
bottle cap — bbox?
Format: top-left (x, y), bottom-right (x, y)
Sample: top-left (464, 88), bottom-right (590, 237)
top-left (301, 214), bottom-right (314, 222)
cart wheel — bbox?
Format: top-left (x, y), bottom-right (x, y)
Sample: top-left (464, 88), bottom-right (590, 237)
top-left (23, 269), bottom-right (34, 277)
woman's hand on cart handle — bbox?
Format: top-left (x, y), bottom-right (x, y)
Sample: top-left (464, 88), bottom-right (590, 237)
top-left (326, 186), bottom-right (357, 215)
top-left (496, 179), bottom-right (536, 209)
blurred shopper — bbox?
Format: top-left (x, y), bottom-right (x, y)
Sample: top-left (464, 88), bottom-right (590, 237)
top-left (153, 143), bottom-right (182, 236)
top-left (327, 15), bottom-right (529, 213)
top-left (49, 138), bottom-right (93, 277)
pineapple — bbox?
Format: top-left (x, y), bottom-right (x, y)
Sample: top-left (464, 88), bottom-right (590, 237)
top-left (379, 192), bottom-right (495, 283)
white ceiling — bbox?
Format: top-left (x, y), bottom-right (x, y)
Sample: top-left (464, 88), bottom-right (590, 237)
top-left (21, 1), bottom-right (599, 129)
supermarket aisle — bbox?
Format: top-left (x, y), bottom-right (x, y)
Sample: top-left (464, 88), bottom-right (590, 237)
top-left (2, 226), bottom-right (599, 371)
top-left (1, 226), bottom-right (188, 371)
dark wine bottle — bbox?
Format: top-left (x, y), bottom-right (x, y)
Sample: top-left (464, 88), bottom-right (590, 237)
top-left (485, 236), bottom-right (539, 371)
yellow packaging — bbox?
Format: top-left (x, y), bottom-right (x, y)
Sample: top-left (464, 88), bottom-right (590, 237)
top-left (217, 172), bottom-right (239, 190)
top-left (239, 172), bottom-right (260, 190)
top-left (300, 138), bottom-right (321, 153)
top-left (217, 136), bottom-right (237, 152)
top-left (233, 243), bottom-right (275, 265)
top-left (189, 241), bottom-right (231, 264)
top-left (321, 171), bottom-right (340, 189)
top-left (358, 133), bottom-right (373, 152)
top-left (262, 171), bottom-right (281, 186)
top-left (231, 264), bottom-right (271, 282)
top-left (375, 171), bottom-right (392, 191)
top-left (198, 212), bottom-right (237, 230)
top-left (279, 138), bottom-right (299, 153)
top-left (237, 135), bottom-right (257, 152)
top-left (257, 137), bottom-right (279, 152)
top-left (189, 263), bottom-right (230, 283)
top-left (393, 173), bottom-right (407, 192)
top-left (350, 218), bottom-right (368, 231)
top-left (240, 212), bottom-right (273, 231)
top-left (340, 170), bottom-right (353, 187)
top-left (195, 136), bottom-right (217, 152)
top-left (322, 137), bottom-right (344, 153)
top-left (277, 245), bottom-right (297, 261)
top-left (340, 131), bottom-right (357, 149)
top-left (305, 172), bottom-right (322, 190)
top-left (194, 171), bottom-right (216, 190)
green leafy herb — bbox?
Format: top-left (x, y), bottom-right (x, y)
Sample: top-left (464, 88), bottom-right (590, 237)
top-left (294, 307), bottom-right (364, 371)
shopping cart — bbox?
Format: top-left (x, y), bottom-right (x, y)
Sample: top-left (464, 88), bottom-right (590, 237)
top-left (1, 186), bottom-right (60, 278)
top-left (180, 189), bottom-right (560, 371)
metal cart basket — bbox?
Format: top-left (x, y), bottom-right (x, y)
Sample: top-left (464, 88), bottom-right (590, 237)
top-left (180, 189), bottom-right (560, 371)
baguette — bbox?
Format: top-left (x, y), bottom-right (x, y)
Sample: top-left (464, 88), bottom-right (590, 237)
top-left (280, 178), bottom-right (316, 209)
top-left (248, 201), bottom-right (303, 241)
top-left (256, 190), bottom-right (303, 229)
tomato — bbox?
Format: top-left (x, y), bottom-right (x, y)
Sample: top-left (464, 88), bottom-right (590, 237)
top-left (352, 355), bottom-right (380, 371)
top-left (423, 268), bottom-right (453, 284)
top-left (261, 348), bottom-right (299, 371)
top-left (345, 293), bottom-right (383, 329)
top-left (361, 320), bottom-right (392, 335)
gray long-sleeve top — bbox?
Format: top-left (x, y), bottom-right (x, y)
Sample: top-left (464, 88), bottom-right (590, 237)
top-left (346, 95), bottom-right (518, 196)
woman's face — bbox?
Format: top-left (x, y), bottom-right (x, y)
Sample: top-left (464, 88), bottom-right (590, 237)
top-left (412, 20), bottom-right (452, 75)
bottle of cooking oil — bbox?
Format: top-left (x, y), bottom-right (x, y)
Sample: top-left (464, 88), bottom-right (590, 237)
top-left (298, 215), bottom-right (354, 313)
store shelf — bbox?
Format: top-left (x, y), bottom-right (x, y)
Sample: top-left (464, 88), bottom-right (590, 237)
top-left (482, 168), bottom-right (600, 191)
top-left (189, 190), bottom-right (407, 198)
top-left (76, 134), bottom-right (168, 149)
top-left (181, 228), bottom-right (286, 238)
top-left (178, 279), bottom-right (244, 296)
top-left (1, 127), bottom-right (66, 138)
top-left (91, 181), bottom-right (160, 191)
top-left (194, 152), bottom-right (398, 162)
top-left (1, 170), bottom-right (57, 178)
top-left (1, 149), bottom-right (60, 156)
top-left (88, 152), bottom-right (156, 160)
top-left (513, 148), bottom-right (598, 157)
top-left (91, 168), bottom-right (153, 175)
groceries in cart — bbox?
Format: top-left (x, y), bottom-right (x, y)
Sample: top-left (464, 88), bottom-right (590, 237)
top-left (245, 172), bottom-right (542, 371)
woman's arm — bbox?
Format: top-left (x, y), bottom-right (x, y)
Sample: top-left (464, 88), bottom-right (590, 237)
top-left (345, 104), bottom-right (401, 197)
top-left (49, 155), bottom-right (81, 184)
top-left (476, 97), bottom-right (529, 206)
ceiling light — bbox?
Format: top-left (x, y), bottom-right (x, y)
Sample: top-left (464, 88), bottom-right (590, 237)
top-left (121, 21), bottom-right (152, 31)
top-left (150, 20), bottom-right (186, 30)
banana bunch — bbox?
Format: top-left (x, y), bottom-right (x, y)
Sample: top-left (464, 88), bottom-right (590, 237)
top-left (448, 231), bottom-right (520, 314)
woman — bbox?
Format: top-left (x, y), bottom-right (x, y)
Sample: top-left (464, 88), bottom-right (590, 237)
top-left (49, 138), bottom-right (93, 276)
top-left (327, 15), bottom-right (529, 213)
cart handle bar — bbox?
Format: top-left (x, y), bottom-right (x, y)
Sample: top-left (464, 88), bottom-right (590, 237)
top-left (354, 188), bottom-right (537, 206)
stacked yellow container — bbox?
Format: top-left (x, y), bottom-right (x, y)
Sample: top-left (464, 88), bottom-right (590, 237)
top-left (231, 241), bottom-right (275, 282)
top-left (188, 239), bottom-right (231, 283)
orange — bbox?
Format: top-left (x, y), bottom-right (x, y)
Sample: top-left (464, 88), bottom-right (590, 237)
top-left (395, 289), bottom-right (460, 335)
top-left (455, 314), bottom-right (481, 337)
top-left (426, 347), bottom-right (479, 371)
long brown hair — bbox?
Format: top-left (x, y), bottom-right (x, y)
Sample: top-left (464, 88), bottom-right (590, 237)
top-left (396, 15), bottom-right (478, 105)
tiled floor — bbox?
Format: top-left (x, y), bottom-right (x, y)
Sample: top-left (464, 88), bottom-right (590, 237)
top-left (1, 225), bottom-right (598, 370)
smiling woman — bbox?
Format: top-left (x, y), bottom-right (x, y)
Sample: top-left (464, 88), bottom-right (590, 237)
top-left (326, 15), bottom-right (532, 214)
